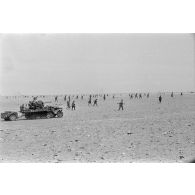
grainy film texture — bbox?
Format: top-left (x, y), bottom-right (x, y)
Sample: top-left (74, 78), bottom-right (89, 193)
top-left (0, 34), bottom-right (195, 162)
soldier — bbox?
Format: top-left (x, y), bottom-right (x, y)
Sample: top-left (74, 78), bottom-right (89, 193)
top-left (159, 95), bottom-right (162, 103)
top-left (135, 93), bottom-right (138, 98)
top-left (118, 99), bottom-right (124, 110)
top-left (71, 100), bottom-right (76, 110)
top-left (33, 96), bottom-right (38, 101)
top-left (88, 98), bottom-right (91, 106)
top-left (147, 93), bottom-right (149, 98)
top-left (103, 94), bottom-right (106, 101)
top-left (181, 92), bottom-right (183, 96)
top-left (29, 100), bottom-right (36, 110)
top-left (139, 94), bottom-right (142, 99)
top-left (171, 92), bottom-right (174, 98)
top-left (93, 99), bottom-right (98, 106)
top-left (88, 95), bottom-right (92, 105)
top-left (67, 100), bottom-right (70, 109)
top-left (55, 96), bottom-right (58, 102)
top-left (64, 95), bottom-right (66, 101)
top-left (36, 100), bottom-right (44, 109)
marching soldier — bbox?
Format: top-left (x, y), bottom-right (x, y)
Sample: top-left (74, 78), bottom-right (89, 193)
top-left (71, 100), bottom-right (76, 110)
top-left (88, 98), bottom-right (92, 106)
top-left (55, 96), bottom-right (58, 102)
top-left (159, 95), bottom-right (162, 103)
top-left (103, 94), bottom-right (106, 101)
top-left (67, 100), bottom-right (70, 109)
top-left (118, 99), bottom-right (124, 110)
top-left (93, 99), bottom-right (98, 106)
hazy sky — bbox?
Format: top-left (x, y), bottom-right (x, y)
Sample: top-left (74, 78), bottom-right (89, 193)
top-left (0, 34), bottom-right (194, 95)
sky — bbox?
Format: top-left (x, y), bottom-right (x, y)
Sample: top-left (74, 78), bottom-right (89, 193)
top-left (0, 33), bottom-right (194, 95)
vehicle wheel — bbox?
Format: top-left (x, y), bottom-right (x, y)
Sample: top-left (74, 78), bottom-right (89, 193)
top-left (56, 111), bottom-right (63, 118)
top-left (46, 112), bottom-right (54, 119)
top-left (27, 114), bottom-right (36, 120)
top-left (9, 114), bottom-right (17, 121)
top-left (36, 115), bottom-right (41, 119)
top-left (25, 114), bottom-right (31, 119)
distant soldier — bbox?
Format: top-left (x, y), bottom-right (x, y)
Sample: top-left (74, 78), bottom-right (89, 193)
top-left (113, 95), bottom-right (115, 99)
top-left (181, 92), bottom-right (183, 96)
top-left (88, 98), bottom-right (91, 106)
top-left (135, 93), bottom-right (138, 98)
top-left (33, 96), bottom-right (38, 101)
top-left (64, 95), bottom-right (66, 101)
top-left (93, 99), bottom-right (98, 106)
top-left (159, 95), bottom-right (162, 103)
top-left (67, 100), bottom-right (70, 109)
top-left (88, 95), bottom-right (92, 106)
top-left (147, 93), bottom-right (149, 98)
top-left (55, 96), bottom-right (58, 102)
top-left (118, 99), bottom-right (124, 110)
top-left (171, 92), bottom-right (174, 98)
top-left (139, 94), bottom-right (142, 99)
top-left (71, 100), bottom-right (76, 110)
top-left (68, 95), bottom-right (70, 102)
top-left (103, 94), bottom-right (106, 101)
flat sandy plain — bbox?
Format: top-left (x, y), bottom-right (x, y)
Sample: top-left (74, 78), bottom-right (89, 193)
top-left (0, 93), bottom-right (195, 162)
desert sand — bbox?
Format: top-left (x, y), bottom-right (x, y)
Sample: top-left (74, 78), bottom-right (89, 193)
top-left (0, 93), bottom-right (195, 162)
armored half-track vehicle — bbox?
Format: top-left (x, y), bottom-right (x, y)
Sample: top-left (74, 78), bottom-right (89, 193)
top-left (1, 100), bottom-right (63, 121)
